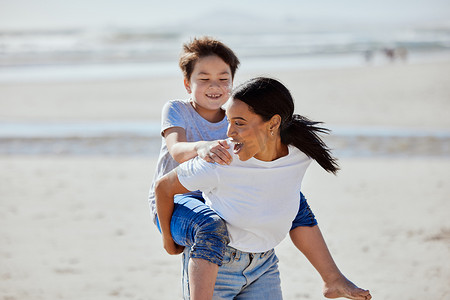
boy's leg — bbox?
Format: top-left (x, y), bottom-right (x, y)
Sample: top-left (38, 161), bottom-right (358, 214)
top-left (170, 191), bottom-right (229, 265)
top-left (169, 191), bottom-right (229, 300)
top-left (290, 191), bottom-right (318, 229)
top-left (182, 248), bottom-right (219, 300)
top-left (189, 258), bottom-right (219, 300)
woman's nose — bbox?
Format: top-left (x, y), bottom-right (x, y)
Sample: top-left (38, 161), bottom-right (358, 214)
top-left (227, 125), bottom-right (235, 137)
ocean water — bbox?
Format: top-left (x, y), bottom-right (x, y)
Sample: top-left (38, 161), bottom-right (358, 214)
top-left (2, 0), bottom-right (450, 81)
top-left (1, 26), bottom-right (450, 82)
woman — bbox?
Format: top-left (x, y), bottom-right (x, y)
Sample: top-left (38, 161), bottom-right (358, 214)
top-left (155, 77), bottom-right (371, 299)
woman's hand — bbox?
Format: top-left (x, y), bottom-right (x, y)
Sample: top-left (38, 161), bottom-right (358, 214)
top-left (197, 139), bottom-right (231, 165)
top-left (162, 233), bottom-right (184, 255)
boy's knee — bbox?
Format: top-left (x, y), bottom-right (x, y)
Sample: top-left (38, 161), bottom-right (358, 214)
top-left (198, 215), bottom-right (229, 243)
top-left (191, 216), bottom-right (229, 265)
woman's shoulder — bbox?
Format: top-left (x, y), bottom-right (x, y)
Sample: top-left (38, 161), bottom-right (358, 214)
top-left (288, 145), bottom-right (312, 163)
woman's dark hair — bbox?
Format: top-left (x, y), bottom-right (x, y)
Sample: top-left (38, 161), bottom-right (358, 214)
top-left (231, 77), bottom-right (339, 174)
top-left (179, 36), bottom-right (240, 80)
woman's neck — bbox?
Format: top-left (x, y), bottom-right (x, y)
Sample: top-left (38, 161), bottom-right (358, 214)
top-left (255, 138), bottom-right (289, 162)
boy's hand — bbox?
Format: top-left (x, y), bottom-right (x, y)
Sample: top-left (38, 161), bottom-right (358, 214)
top-left (197, 140), bottom-right (232, 165)
top-left (162, 233), bottom-right (184, 255)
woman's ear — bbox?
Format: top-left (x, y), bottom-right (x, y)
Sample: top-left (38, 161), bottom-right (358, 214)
top-left (183, 78), bottom-right (191, 94)
top-left (269, 114), bottom-right (282, 132)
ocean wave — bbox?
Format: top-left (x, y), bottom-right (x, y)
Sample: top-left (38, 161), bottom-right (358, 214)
top-left (1, 27), bottom-right (450, 67)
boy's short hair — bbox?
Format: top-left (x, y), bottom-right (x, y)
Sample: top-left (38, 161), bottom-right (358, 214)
top-left (179, 36), bottom-right (240, 81)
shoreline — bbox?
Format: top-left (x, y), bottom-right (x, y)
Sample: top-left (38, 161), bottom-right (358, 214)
top-left (0, 130), bottom-right (449, 158)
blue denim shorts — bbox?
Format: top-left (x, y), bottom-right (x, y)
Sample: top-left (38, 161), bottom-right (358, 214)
top-left (182, 246), bottom-right (282, 300)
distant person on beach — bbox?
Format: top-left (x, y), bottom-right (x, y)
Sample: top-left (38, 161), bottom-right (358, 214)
top-left (382, 46), bottom-right (408, 64)
top-left (155, 76), bottom-right (371, 299)
top-left (383, 48), bottom-right (396, 63)
top-left (148, 36), bottom-right (371, 299)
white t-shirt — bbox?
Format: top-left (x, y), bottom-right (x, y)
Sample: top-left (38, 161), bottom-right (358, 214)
top-left (148, 99), bottom-right (228, 224)
top-left (177, 144), bottom-right (311, 253)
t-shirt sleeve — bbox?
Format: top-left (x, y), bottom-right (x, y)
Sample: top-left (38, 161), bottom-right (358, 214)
top-left (160, 101), bottom-right (187, 136)
top-left (177, 157), bottom-right (219, 192)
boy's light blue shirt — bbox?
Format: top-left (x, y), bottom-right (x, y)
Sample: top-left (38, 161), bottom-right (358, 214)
top-left (148, 99), bottom-right (228, 223)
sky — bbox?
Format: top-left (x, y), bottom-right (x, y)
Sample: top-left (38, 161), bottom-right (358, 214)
top-left (1, 0), bottom-right (449, 31)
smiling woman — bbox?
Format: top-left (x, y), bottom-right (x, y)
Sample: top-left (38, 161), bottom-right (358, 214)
top-left (155, 77), bottom-right (371, 299)
top-left (226, 98), bottom-right (287, 162)
top-left (229, 77), bottom-right (339, 173)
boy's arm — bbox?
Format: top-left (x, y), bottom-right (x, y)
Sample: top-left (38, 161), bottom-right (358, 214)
top-left (155, 169), bottom-right (190, 255)
top-left (164, 127), bottom-right (231, 165)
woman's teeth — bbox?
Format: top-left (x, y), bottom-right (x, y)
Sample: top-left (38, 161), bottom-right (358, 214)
top-left (233, 142), bottom-right (243, 154)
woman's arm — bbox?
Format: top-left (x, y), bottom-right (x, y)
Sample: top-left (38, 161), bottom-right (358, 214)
top-left (155, 169), bottom-right (190, 255)
top-left (290, 226), bottom-right (371, 299)
top-left (290, 225), bottom-right (342, 282)
top-left (164, 127), bottom-right (231, 165)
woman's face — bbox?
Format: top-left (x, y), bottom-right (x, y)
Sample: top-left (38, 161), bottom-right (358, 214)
top-left (226, 98), bottom-right (271, 161)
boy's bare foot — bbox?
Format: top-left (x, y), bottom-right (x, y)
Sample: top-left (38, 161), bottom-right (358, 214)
top-left (323, 276), bottom-right (371, 299)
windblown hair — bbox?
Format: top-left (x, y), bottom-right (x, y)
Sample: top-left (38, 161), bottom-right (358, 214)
top-left (231, 77), bottom-right (339, 174)
top-left (179, 36), bottom-right (240, 80)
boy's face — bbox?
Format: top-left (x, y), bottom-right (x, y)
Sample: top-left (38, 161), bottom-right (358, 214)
top-left (184, 55), bottom-right (233, 115)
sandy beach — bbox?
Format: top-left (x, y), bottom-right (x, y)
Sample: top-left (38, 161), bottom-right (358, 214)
top-left (1, 60), bottom-right (449, 299)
